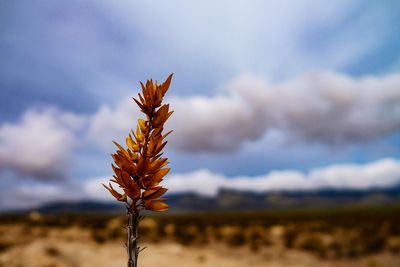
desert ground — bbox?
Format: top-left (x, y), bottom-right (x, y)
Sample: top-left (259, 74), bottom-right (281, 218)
top-left (1, 207), bottom-right (399, 267)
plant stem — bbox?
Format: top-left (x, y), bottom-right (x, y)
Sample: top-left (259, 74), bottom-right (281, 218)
top-left (127, 210), bottom-right (139, 267)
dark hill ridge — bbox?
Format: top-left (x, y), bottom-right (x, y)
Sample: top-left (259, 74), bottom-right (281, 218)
top-left (213, 186), bottom-right (400, 211)
top-left (29, 185), bottom-right (400, 214)
top-left (38, 200), bottom-right (123, 214)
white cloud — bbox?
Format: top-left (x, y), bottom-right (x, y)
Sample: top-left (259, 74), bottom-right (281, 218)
top-left (2, 157), bottom-right (398, 210)
top-left (87, 98), bottom-right (141, 150)
top-left (87, 71), bottom-right (400, 152)
top-left (84, 158), bottom-right (400, 199)
top-left (165, 169), bottom-right (228, 196)
top-left (308, 158), bottom-right (400, 189)
top-left (228, 71), bottom-right (400, 144)
top-left (0, 107), bottom-right (85, 180)
top-left (83, 177), bottom-right (114, 201)
top-left (0, 182), bottom-right (83, 211)
top-left (165, 158), bottom-right (400, 196)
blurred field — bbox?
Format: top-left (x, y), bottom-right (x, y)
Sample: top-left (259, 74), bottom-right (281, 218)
top-left (1, 206), bottom-right (400, 267)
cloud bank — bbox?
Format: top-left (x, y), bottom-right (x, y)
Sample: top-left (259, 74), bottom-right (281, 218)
top-left (165, 158), bottom-right (400, 196)
top-left (2, 157), bottom-right (398, 209)
top-left (84, 158), bottom-right (400, 201)
top-left (0, 183), bottom-right (83, 211)
top-left (1, 71), bottom-right (399, 181)
top-left (0, 108), bottom-right (85, 180)
top-left (2, 71), bottom-right (399, 181)
top-left (88, 71), bottom-right (400, 152)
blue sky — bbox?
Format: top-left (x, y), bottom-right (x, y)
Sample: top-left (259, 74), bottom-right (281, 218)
top-left (0, 0), bottom-right (400, 209)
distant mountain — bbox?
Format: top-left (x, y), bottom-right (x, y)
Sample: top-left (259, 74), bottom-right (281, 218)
top-left (216, 186), bottom-right (400, 210)
top-left (30, 185), bottom-right (400, 214)
top-left (37, 200), bottom-right (123, 214)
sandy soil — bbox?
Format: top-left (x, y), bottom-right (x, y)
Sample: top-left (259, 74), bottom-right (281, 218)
top-left (0, 225), bottom-right (399, 267)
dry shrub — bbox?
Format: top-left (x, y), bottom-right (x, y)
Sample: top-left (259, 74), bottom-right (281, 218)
top-left (45, 246), bottom-right (61, 257)
top-left (296, 234), bottom-right (327, 258)
top-left (226, 231), bottom-right (246, 247)
top-left (387, 237), bottom-right (400, 254)
top-left (175, 225), bottom-right (199, 245)
top-left (283, 227), bottom-right (298, 249)
top-left (0, 241), bottom-right (12, 253)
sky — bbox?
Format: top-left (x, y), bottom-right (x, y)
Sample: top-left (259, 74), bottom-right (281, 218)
top-left (1, 0), bottom-right (400, 210)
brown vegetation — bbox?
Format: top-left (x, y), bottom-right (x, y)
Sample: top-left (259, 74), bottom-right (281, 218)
top-left (102, 74), bottom-right (173, 267)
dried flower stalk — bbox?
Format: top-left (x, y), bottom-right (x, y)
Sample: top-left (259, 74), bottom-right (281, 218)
top-left (103, 74), bottom-right (173, 267)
